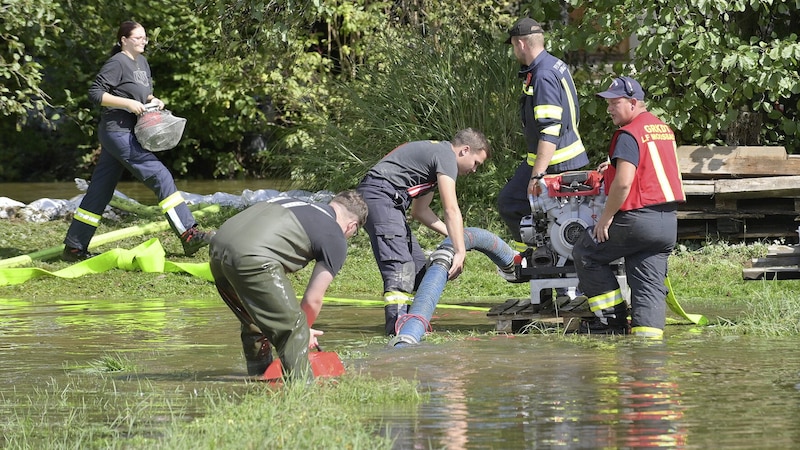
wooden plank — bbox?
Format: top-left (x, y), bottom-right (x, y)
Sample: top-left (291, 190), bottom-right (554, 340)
top-left (743, 267), bottom-right (800, 280)
top-left (679, 226), bottom-right (799, 240)
top-left (763, 244), bottom-right (800, 255)
top-left (747, 245), bottom-right (800, 269)
top-left (682, 179), bottom-right (716, 196)
top-left (714, 155), bottom-right (800, 178)
top-left (677, 145), bottom-right (800, 178)
top-left (678, 145), bottom-right (788, 161)
top-left (677, 210), bottom-right (765, 220)
top-left (715, 197), bottom-right (739, 211)
top-left (679, 195), bottom-right (799, 217)
top-left (715, 175), bottom-right (800, 198)
top-left (748, 256), bottom-right (800, 268)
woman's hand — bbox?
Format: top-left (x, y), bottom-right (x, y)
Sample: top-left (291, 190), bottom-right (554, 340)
top-left (128, 100), bottom-right (147, 115)
top-left (148, 96), bottom-right (165, 110)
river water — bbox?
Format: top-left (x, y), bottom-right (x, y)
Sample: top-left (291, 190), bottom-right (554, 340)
top-left (2, 180), bottom-right (799, 448)
top-left (1, 296), bottom-right (798, 449)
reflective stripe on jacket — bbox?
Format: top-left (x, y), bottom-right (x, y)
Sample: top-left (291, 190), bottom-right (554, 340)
top-left (519, 51), bottom-right (587, 172)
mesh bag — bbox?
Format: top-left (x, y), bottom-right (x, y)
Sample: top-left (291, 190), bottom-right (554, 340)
top-left (134, 108), bottom-right (187, 152)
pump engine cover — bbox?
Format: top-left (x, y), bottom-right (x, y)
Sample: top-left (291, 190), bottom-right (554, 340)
top-left (526, 170), bottom-right (606, 261)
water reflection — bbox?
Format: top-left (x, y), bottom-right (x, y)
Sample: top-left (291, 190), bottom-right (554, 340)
top-left (1, 298), bottom-right (798, 448)
top-left (619, 345), bottom-right (687, 448)
top-left (364, 331), bottom-right (799, 449)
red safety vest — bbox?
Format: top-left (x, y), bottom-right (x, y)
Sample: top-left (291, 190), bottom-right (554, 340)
top-left (604, 112), bottom-right (686, 211)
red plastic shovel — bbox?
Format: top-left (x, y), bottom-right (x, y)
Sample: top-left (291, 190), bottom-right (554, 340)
top-left (262, 345), bottom-right (345, 381)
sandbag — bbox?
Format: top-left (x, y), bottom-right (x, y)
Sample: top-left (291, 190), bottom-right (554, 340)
top-left (134, 106), bottom-right (187, 152)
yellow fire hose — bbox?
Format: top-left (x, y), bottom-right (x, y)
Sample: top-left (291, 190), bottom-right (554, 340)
top-left (0, 204), bottom-right (220, 269)
top-left (0, 223), bottom-right (707, 326)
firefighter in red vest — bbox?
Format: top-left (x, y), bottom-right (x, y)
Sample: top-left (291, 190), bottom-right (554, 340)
top-left (572, 77), bottom-right (686, 338)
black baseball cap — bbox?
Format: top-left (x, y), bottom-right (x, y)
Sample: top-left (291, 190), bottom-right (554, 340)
top-left (506, 18), bottom-right (544, 43)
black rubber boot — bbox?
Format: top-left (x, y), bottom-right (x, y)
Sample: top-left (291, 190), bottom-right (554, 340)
top-left (242, 333), bottom-right (273, 376)
top-left (62, 246), bottom-right (99, 262)
top-left (578, 303), bottom-right (629, 335)
top-left (384, 304), bottom-right (409, 336)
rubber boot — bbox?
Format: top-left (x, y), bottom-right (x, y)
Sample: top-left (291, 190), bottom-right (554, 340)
top-left (242, 332), bottom-right (273, 376)
top-left (384, 304), bottom-right (409, 336)
top-left (383, 291), bottom-right (412, 336)
top-left (578, 303), bottom-right (629, 335)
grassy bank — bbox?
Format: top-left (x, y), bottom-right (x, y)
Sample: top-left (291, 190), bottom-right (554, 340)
top-left (0, 211), bottom-right (796, 323)
top-left (0, 209), bottom-right (530, 301)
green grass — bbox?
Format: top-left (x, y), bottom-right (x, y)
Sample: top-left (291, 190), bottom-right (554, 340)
top-left (158, 377), bottom-right (423, 449)
top-left (0, 212), bottom-right (530, 302)
top-left (1, 370), bottom-right (422, 449)
top-left (0, 214), bottom-right (797, 333)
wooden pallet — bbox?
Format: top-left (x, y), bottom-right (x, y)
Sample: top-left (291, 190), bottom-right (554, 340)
top-left (676, 146), bottom-right (800, 241)
top-left (487, 298), bottom-right (591, 333)
top-left (742, 244), bottom-right (800, 280)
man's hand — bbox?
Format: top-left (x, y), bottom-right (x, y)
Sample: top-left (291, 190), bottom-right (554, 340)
top-left (309, 328), bottom-right (324, 349)
top-left (528, 178), bottom-right (543, 197)
top-left (447, 251), bottom-right (466, 280)
top-left (593, 217), bottom-right (612, 243)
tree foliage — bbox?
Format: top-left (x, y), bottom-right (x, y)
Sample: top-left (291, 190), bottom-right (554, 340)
top-left (0, 0), bottom-right (62, 119)
top-left (562, 0), bottom-right (800, 152)
top-left (0, 0), bottom-right (798, 224)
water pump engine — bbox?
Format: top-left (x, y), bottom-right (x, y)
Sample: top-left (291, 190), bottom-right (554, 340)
top-left (515, 170), bottom-right (606, 280)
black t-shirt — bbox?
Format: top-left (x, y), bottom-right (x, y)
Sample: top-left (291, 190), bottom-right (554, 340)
top-left (365, 140), bottom-right (457, 198)
top-left (275, 198), bottom-right (348, 275)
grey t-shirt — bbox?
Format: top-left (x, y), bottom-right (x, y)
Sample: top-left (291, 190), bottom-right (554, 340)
top-left (88, 52), bottom-right (153, 132)
top-left (610, 132), bottom-right (640, 167)
top-left (366, 140), bottom-right (458, 198)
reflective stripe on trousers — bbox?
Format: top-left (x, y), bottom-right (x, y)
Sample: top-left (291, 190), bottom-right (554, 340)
top-left (631, 326), bottom-right (664, 339)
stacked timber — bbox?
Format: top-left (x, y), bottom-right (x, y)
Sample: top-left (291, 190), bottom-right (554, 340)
top-left (677, 145), bottom-right (800, 241)
top-left (742, 244), bottom-right (800, 280)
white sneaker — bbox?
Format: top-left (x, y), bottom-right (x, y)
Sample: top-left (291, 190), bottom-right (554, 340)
top-left (497, 267), bottom-right (518, 282)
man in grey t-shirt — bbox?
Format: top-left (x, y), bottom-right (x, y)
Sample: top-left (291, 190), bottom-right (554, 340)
top-left (356, 128), bottom-right (490, 335)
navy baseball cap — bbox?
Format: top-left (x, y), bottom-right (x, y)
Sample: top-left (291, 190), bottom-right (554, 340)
top-left (596, 77), bottom-right (645, 100)
top-left (506, 18), bottom-right (544, 43)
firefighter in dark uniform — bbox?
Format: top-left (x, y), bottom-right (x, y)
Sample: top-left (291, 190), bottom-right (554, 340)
top-left (498, 17), bottom-right (589, 253)
top-left (62, 21), bottom-right (213, 261)
top-left (356, 129), bottom-right (490, 335)
top-left (209, 190), bottom-right (367, 381)
top-left (572, 77), bottom-right (686, 338)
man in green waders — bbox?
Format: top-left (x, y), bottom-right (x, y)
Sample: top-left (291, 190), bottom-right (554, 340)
top-left (209, 190), bottom-right (367, 382)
